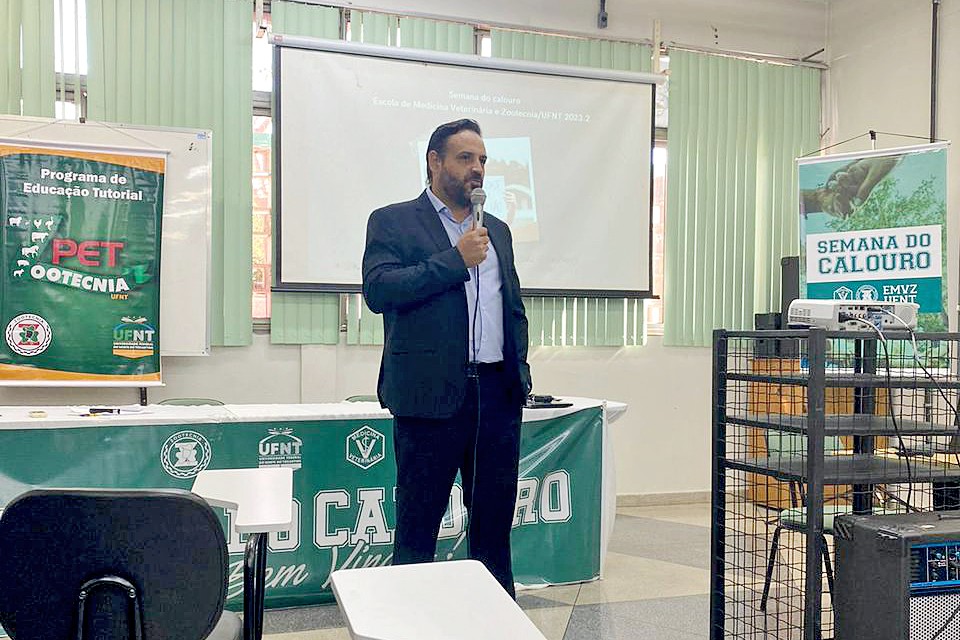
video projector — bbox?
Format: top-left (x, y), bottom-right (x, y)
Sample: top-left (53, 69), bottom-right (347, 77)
top-left (786, 299), bottom-right (919, 331)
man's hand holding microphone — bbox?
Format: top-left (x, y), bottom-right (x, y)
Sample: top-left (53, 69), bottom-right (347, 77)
top-left (457, 226), bottom-right (488, 268)
top-left (457, 187), bottom-right (488, 268)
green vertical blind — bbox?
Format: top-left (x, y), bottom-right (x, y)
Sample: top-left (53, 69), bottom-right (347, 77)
top-left (269, 0), bottom-right (342, 345)
top-left (490, 29), bottom-right (653, 347)
top-left (55, 0), bottom-right (84, 120)
top-left (664, 50), bottom-right (820, 346)
top-left (398, 17), bottom-right (474, 54)
top-left (347, 10), bottom-right (395, 46)
top-left (86, 0), bottom-right (253, 346)
top-left (270, 1), bottom-right (340, 39)
top-left (0, 0), bottom-right (55, 116)
top-left (524, 297), bottom-right (646, 347)
top-left (350, 295), bottom-right (643, 347)
top-left (345, 294), bottom-right (383, 346)
top-left (270, 293), bottom-right (342, 344)
top-left (491, 29), bottom-right (651, 72)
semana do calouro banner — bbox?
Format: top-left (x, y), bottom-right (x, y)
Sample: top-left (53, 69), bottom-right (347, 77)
top-left (0, 143), bottom-right (164, 384)
top-left (798, 143), bottom-right (948, 330)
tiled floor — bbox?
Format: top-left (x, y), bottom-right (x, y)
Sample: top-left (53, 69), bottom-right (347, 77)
top-left (262, 503), bottom-right (712, 640)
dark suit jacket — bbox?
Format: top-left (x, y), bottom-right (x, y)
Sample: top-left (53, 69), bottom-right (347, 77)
top-left (362, 190), bottom-right (531, 419)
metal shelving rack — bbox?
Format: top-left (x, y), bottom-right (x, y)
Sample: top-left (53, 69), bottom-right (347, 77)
top-left (712, 328), bottom-right (960, 640)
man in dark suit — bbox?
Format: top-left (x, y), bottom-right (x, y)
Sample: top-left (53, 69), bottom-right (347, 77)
top-left (362, 119), bottom-right (531, 597)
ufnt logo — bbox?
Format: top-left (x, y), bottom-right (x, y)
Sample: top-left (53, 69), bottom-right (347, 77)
top-left (346, 425), bottom-right (385, 470)
top-left (258, 427), bottom-right (303, 470)
top-left (112, 316), bottom-right (157, 360)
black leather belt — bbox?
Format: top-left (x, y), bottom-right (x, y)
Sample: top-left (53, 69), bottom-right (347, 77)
top-left (476, 361), bottom-right (505, 373)
top-left (467, 361), bottom-right (505, 377)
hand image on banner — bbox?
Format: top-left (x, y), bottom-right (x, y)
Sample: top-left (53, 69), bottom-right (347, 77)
top-left (800, 156), bottom-right (900, 219)
top-left (0, 144), bottom-right (165, 384)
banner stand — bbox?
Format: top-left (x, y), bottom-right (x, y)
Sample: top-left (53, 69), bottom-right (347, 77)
top-left (798, 140), bottom-right (950, 332)
top-left (0, 141), bottom-right (166, 385)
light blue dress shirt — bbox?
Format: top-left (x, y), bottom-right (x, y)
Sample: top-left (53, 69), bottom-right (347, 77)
top-left (426, 188), bottom-right (504, 363)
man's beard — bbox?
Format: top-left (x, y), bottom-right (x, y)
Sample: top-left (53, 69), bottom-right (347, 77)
top-left (438, 173), bottom-right (470, 208)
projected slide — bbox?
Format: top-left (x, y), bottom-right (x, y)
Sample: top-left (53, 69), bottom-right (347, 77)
top-left (275, 42), bottom-right (655, 295)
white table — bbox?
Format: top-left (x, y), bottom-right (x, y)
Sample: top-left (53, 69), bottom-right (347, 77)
top-left (331, 560), bottom-right (547, 640)
top-left (192, 468), bottom-right (293, 534)
top-left (193, 468), bottom-right (293, 640)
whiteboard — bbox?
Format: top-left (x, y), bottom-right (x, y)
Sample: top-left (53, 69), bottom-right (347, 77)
top-left (0, 115), bottom-right (212, 356)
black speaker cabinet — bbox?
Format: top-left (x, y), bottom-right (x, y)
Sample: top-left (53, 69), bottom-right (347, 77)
top-left (753, 312), bottom-right (799, 358)
top-left (835, 511), bottom-right (960, 640)
top-left (780, 255), bottom-right (800, 318)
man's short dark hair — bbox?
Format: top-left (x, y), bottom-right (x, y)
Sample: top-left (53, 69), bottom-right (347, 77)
top-left (425, 119), bottom-right (482, 185)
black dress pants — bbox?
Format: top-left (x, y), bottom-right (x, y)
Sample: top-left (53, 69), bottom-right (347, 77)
top-left (392, 363), bottom-right (522, 598)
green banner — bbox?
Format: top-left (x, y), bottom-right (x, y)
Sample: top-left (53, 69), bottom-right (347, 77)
top-left (799, 144), bottom-right (948, 329)
top-left (0, 407), bottom-right (603, 608)
top-left (0, 144), bottom-right (164, 384)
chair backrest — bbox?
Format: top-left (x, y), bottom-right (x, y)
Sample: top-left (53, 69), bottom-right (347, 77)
top-left (0, 488), bottom-right (229, 640)
top-left (158, 397), bottom-right (225, 406)
top-left (766, 431), bottom-right (842, 457)
top-left (344, 395), bottom-right (378, 402)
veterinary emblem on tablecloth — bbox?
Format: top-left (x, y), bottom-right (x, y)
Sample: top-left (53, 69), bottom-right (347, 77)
top-left (346, 425), bottom-right (384, 470)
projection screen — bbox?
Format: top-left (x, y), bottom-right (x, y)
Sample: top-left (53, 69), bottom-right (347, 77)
top-left (273, 36), bottom-right (659, 297)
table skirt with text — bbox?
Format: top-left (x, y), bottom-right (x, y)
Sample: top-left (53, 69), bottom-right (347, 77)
top-left (0, 400), bottom-right (616, 608)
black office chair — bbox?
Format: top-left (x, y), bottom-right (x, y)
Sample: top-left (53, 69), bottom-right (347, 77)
top-left (0, 488), bottom-right (241, 640)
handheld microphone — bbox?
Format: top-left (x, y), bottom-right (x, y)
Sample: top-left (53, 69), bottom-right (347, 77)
top-left (470, 187), bottom-right (486, 227)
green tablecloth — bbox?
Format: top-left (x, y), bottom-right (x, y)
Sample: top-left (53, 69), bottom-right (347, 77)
top-left (0, 399), bottom-right (622, 609)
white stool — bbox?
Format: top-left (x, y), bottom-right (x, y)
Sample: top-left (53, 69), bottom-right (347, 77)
top-left (331, 560), bottom-right (547, 640)
top-left (192, 467), bottom-right (294, 640)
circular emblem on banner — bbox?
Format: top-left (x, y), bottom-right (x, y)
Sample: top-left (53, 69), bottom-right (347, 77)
top-left (160, 430), bottom-right (213, 478)
top-left (5, 313), bottom-right (53, 357)
top-left (856, 285), bottom-right (879, 301)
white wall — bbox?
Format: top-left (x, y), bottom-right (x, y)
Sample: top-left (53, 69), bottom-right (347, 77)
top-left (0, 0), bottom-right (832, 499)
top-left (826, 0), bottom-right (960, 327)
top-left (0, 334), bottom-right (303, 406)
top-left (0, 333), bottom-right (713, 498)
top-left (300, 335), bottom-right (715, 496)
top-left (527, 339), bottom-right (714, 496)
top-left (826, 0), bottom-right (931, 140)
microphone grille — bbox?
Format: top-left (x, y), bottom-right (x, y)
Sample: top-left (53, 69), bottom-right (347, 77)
top-left (470, 188), bottom-right (486, 205)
